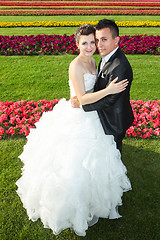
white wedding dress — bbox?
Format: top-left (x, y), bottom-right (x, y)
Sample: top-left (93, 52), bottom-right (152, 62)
top-left (16, 73), bottom-right (131, 236)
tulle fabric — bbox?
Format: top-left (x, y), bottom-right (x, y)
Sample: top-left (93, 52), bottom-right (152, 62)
top-left (16, 73), bottom-right (131, 236)
top-left (16, 99), bottom-right (131, 236)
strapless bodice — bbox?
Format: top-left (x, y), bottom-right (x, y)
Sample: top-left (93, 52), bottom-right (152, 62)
top-left (69, 73), bottom-right (97, 98)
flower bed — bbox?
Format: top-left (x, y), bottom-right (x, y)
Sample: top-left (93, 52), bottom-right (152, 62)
top-left (126, 100), bottom-right (160, 138)
top-left (0, 34), bottom-right (160, 55)
top-left (0, 100), bottom-right (159, 139)
top-left (2, 6), bottom-right (160, 11)
top-left (0, 99), bottom-right (59, 138)
top-left (0, 9), bottom-right (159, 16)
top-left (0, 20), bottom-right (160, 28)
top-left (1, 2), bottom-right (159, 6)
top-left (119, 34), bottom-right (160, 54)
top-left (0, 34), bottom-right (78, 55)
top-left (1, 0), bottom-right (160, 2)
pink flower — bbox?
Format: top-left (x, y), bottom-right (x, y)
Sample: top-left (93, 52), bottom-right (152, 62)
top-left (0, 34), bottom-right (159, 56)
top-left (154, 128), bottom-right (160, 136)
top-left (9, 127), bottom-right (15, 135)
top-left (0, 114), bottom-right (8, 123)
top-left (0, 126), bottom-right (4, 135)
top-left (0, 99), bottom-right (159, 139)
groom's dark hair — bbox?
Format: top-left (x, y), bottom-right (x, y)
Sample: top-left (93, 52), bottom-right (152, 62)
top-left (96, 19), bottom-right (119, 39)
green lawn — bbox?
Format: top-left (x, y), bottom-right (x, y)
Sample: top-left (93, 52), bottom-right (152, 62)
top-left (0, 55), bottom-right (160, 102)
top-left (1, 137), bottom-right (160, 240)
top-left (0, 15), bottom-right (159, 22)
top-left (0, 15), bottom-right (160, 36)
top-left (1, 26), bottom-right (160, 36)
top-left (0, 14), bottom-right (160, 240)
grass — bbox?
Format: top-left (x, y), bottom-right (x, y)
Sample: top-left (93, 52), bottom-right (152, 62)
top-left (1, 26), bottom-right (160, 36)
top-left (0, 55), bottom-right (160, 102)
top-left (0, 13), bottom-right (160, 240)
top-left (0, 55), bottom-right (73, 101)
top-left (0, 137), bottom-right (160, 240)
top-left (0, 15), bottom-right (160, 22)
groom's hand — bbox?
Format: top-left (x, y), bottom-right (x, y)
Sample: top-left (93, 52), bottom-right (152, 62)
top-left (71, 96), bottom-right (80, 108)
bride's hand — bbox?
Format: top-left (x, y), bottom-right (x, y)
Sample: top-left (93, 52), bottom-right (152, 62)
top-left (107, 77), bottom-right (128, 95)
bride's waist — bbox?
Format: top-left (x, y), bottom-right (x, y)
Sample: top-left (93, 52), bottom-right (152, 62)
top-left (59, 98), bottom-right (97, 113)
top-left (67, 99), bottom-right (99, 117)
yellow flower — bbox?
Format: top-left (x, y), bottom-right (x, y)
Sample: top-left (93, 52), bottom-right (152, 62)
top-left (0, 21), bottom-right (160, 28)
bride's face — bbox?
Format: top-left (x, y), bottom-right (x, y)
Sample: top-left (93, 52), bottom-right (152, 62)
top-left (77, 34), bottom-right (96, 57)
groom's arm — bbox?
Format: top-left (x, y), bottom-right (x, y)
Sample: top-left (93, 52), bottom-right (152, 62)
top-left (82, 64), bottom-right (133, 112)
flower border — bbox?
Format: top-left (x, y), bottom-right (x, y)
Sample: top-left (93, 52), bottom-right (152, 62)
top-left (0, 100), bottom-right (159, 139)
top-left (0, 9), bottom-right (159, 16)
top-left (0, 20), bottom-right (160, 28)
top-left (0, 34), bottom-right (160, 55)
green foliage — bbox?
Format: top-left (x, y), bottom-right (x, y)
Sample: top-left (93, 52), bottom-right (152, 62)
top-left (127, 55), bottom-right (160, 100)
top-left (1, 26), bottom-right (160, 37)
top-left (0, 55), bottom-right (160, 102)
top-left (0, 15), bottom-right (159, 22)
top-left (0, 138), bottom-right (160, 240)
top-left (0, 55), bottom-right (73, 101)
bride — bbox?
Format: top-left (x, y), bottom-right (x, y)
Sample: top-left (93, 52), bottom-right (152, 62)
top-left (16, 24), bottom-right (131, 237)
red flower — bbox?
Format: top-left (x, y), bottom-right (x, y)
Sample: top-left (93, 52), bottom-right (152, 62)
top-left (0, 126), bottom-right (4, 136)
top-left (9, 127), bottom-right (15, 135)
top-left (0, 99), bottom-right (159, 139)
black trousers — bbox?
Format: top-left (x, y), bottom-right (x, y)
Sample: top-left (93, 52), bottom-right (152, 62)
top-left (114, 132), bottom-right (126, 154)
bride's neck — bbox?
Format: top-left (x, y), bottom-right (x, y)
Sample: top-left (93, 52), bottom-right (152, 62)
top-left (78, 54), bottom-right (92, 64)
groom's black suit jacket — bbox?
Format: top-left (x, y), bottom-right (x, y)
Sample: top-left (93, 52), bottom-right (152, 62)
top-left (82, 48), bottom-right (134, 136)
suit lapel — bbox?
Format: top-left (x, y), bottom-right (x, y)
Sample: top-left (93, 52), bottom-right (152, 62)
top-left (95, 48), bottom-right (121, 88)
top-left (97, 60), bottom-right (112, 79)
top-left (101, 48), bottom-right (121, 75)
top-left (102, 61), bottom-right (112, 75)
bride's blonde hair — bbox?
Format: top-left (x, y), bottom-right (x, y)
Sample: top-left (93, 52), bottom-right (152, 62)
top-left (75, 24), bottom-right (95, 44)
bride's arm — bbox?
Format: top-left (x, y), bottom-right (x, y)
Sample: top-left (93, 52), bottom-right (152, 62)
top-left (69, 63), bottom-right (128, 105)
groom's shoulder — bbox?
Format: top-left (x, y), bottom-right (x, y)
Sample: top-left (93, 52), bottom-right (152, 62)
top-left (115, 48), bottom-right (126, 59)
top-left (114, 48), bottom-right (131, 65)
top-left (110, 50), bottom-right (132, 74)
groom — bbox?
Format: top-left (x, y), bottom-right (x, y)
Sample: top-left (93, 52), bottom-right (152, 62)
top-left (72, 19), bottom-right (134, 153)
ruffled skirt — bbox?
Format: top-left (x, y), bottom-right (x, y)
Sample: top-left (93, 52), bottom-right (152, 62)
top-left (16, 98), bottom-right (131, 236)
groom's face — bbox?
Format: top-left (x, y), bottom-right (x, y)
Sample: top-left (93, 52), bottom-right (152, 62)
top-left (95, 28), bottom-right (119, 57)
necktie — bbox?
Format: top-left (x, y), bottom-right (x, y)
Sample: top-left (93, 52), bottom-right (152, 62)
top-left (100, 58), bottom-right (105, 71)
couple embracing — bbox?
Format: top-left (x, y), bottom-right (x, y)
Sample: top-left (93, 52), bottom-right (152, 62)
top-left (71, 18), bottom-right (134, 153)
top-left (16, 19), bottom-right (134, 237)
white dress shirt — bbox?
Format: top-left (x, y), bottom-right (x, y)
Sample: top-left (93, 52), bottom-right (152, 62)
top-left (100, 47), bottom-right (119, 71)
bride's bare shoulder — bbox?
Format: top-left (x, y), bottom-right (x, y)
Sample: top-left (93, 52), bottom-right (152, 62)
top-left (69, 57), bottom-right (84, 74)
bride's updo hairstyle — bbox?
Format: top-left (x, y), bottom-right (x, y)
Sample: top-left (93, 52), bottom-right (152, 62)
top-left (75, 24), bottom-right (95, 44)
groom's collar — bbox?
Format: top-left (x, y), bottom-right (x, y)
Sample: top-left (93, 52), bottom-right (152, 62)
top-left (102, 47), bottom-right (119, 65)
top-left (97, 47), bottom-right (120, 78)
